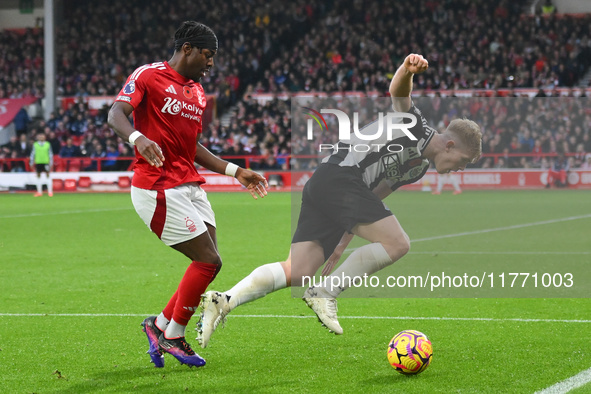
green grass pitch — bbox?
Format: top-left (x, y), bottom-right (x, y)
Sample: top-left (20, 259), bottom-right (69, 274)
top-left (1, 190), bottom-right (590, 393)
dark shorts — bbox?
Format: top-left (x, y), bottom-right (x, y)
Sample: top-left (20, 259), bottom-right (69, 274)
top-left (35, 164), bottom-right (50, 174)
top-left (292, 163), bottom-right (392, 260)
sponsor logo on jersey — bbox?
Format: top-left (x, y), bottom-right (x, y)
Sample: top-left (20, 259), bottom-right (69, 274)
top-left (162, 97), bottom-right (182, 115)
top-left (116, 95), bottom-right (131, 102)
top-left (183, 86), bottom-right (193, 99)
top-left (161, 97), bottom-right (204, 121)
top-left (165, 85), bottom-right (177, 95)
top-left (123, 80), bottom-right (135, 94)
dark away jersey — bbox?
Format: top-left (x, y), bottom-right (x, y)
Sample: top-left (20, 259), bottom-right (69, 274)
top-left (322, 105), bottom-right (435, 191)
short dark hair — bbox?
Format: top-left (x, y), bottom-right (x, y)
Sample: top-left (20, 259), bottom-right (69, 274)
top-left (173, 21), bottom-right (217, 51)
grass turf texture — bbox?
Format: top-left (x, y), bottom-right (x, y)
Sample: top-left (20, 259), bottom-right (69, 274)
top-left (0, 190), bottom-right (590, 393)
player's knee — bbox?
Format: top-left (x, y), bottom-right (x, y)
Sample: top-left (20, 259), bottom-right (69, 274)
top-left (402, 232), bottom-right (411, 254)
top-left (187, 248), bottom-right (221, 266)
top-left (384, 234), bottom-right (410, 261)
top-left (280, 260), bottom-right (290, 276)
top-left (204, 251), bottom-right (222, 266)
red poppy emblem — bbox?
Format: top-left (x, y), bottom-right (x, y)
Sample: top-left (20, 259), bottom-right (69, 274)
top-left (183, 86), bottom-right (193, 99)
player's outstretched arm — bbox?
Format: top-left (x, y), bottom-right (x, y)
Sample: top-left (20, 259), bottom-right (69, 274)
top-left (108, 102), bottom-right (165, 167)
top-left (389, 54), bottom-right (429, 112)
top-left (194, 142), bottom-right (268, 199)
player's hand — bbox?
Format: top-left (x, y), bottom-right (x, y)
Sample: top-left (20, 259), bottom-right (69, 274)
top-left (135, 135), bottom-right (165, 167)
top-left (404, 54), bottom-right (429, 75)
top-left (322, 232), bottom-right (354, 276)
top-left (236, 168), bottom-right (268, 199)
top-left (322, 249), bottom-right (344, 276)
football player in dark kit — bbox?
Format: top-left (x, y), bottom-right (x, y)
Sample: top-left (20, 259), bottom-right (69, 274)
top-left (198, 54), bottom-right (482, 346)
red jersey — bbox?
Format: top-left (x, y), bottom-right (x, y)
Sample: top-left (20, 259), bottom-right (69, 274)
top-left (115, 61), bottom-right (207, 190)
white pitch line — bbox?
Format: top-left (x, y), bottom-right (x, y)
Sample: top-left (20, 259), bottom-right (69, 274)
top-left (535, 367), bottom-right (591, 394)
top-left (233, 315), bottom-right (591, 324)
top-left (0, 207), bottom-right (131, 219)
top-left (0, 313), bottom-right (590, 324)
top-left (408, 251), bottom-right (590, 255)
top-left (412, 214), bottom-right (591, 243)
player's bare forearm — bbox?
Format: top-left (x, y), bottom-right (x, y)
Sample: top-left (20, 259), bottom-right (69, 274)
top-left (322, 231), bottom-right (355, 276)
top-left (107, 102), bottom-right (136, 141)
top-left (372, 180), bottom-right (393, 200)
top-left (194, 142), bottom-right (268, 198)
top-left (389, 66), bottom-right (413, 112)
top-left (389, 54), bottom-right (429, 112)
top-left (337, 231), bottom-right (354, 248)
top-left (108, 102), bottom-right (164, 167)
top-left (194, 142), bottom-right (232, 174)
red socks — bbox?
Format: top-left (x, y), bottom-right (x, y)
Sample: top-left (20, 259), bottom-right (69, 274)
top-left (161, 290), bottom-right (178, 324)
top-left (162, 261), bottom-right (218, 326)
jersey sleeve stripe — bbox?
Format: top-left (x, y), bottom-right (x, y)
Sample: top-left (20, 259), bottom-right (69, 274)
top-left (130, 65), bottom-right (150, 80)
top-left (130, 62), bottom-right (166, 80)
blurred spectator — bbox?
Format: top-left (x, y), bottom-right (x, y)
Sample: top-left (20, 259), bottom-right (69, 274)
top-left (102, 142), bottom-right (120, 171)
top-left (546, 153), bottom-right (569, 187)
top-left (259, 155), bottom-right (281, 170)
top-left (1, 135), bottom-right (20, 156)
top-left (17, 134), bottom-right (32, 159)
top-left (59, 137), bottom-right (82, 158)
top-left (47, 130), bottom-right (62, 154)
top-left (13, 108), bottom-right (32, 136)
top-left (84, 143), bottom-right (106, 171)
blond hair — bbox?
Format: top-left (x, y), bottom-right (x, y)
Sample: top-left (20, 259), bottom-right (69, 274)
top-left (446, 118), bottom-right (482, 163)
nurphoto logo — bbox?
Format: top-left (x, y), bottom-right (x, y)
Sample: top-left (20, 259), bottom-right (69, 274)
top-left (303, 107), bottom-right (419, 153)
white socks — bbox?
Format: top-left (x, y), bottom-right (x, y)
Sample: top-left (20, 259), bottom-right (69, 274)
top-left (323, 242), bottom-right (392, 298)
top-left (35, 173), bottom-right (53, 194)
top-left (155, 312), bottom-right (170, 332)
top-left (46, 173), bottom-right (53, 194)
top-left (164, 319), bottom-right (186, 339)
top-left (226, 262), bottom-right (287, 311)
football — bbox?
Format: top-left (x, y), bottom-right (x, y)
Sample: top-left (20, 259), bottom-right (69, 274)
top-left (387, 330), bottom-right (433, 375)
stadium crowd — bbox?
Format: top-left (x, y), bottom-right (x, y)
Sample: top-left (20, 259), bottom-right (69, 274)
top-left (1, 0), bottom-right (591, 172)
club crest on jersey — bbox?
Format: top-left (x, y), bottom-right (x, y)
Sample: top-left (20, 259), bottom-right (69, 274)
top-left (408, 166), bottom-right (423, 178)
top-left (382, 153), bottom-right (402, 180)
top-left (183, 86), bottom-right (193, 99)
top-left (123, 80), bottom-right (136, 94)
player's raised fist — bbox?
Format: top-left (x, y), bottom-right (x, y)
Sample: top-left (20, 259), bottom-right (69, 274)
top-left (404, 54), bottom-right (429, 74)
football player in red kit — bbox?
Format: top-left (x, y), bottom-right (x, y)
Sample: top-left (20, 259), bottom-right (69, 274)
top-left (108, 21), bottom-right (268, 368)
